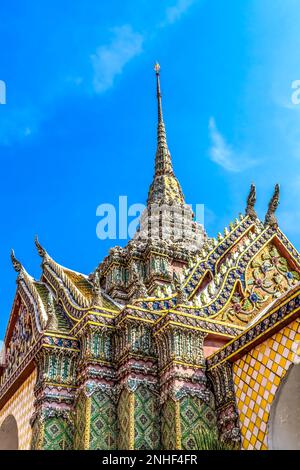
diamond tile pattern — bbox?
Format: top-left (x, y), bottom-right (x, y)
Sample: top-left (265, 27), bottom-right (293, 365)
top-left (134, 386), bottom-right (160, 450)
top-left (180, 395), bottom-right (217, 450)
top-left (233, 318), bottom-right (300, 450)
top-left (0, 370), bottom-right (36, 449)
top-left (90, 391), bottom-right (117, 450)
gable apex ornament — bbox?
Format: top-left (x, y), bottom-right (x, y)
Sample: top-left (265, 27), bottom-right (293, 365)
top-left (265, 184), bottom-right (280, 227)
top-left (35, 235), bottom-right (47, 258)
top-left (10, 249), bottom-right (23, 273)
top-left (245, 183), bottom-right (257, 220)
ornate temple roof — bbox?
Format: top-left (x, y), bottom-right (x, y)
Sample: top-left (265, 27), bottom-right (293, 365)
top-left (1, 65), bottom-right (300, 403)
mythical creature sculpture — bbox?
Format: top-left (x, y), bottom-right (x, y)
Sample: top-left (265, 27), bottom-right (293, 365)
top-left (265, 184), bottom-right (280, 227)
top-left (245, 183), bottom-right (257, 220)
top-left (92, 271), bottom-right (103, 306)
top-left (11, 249), bottom-right (23, 273)
top-left (35, 235), bottom-right (47, 258)
top-left (173, 271), bottom-right (187, 304)
top-left (46, 294), bottom-right (59, 330)
top-left (132, 266), bottom-right (148, 299)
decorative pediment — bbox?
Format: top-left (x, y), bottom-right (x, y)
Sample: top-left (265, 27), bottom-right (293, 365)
top-left (214, 239), bottom-right (300, 326)
top-left (0, 299), bottom-right (34, 385)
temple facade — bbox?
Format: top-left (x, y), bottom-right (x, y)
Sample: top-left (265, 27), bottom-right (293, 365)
top-left (0, 65), bottom-right (300, 450)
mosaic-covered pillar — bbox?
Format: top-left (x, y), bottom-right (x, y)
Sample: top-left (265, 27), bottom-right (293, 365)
top-left (154, 323), bottom-right (218, 450)
top-left (207, 361), bottom-right (241, 449)
top-left (31, 339), bottom-right (79, 450)
top-left (115, 314), bottom-right (160, 449)
top-left (74, 324), bottom-right (117, 450)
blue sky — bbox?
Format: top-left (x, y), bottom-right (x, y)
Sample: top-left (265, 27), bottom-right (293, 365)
top-left (1, 0), bottom-right (300, 338)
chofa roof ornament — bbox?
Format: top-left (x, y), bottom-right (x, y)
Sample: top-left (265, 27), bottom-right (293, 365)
top-left (10, 249), bottom-right (23, 273)
top-left (265, 184), bottom-right (280, 227)
top-left (245, 183), bottom-right (257, 220)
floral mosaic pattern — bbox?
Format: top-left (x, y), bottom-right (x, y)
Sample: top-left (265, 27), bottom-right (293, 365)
top-left (217, 243), bottom-right (300, 326)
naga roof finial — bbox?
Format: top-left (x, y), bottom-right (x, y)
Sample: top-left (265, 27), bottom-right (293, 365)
top-left (245, 183), bottom-right (257, 219)
top-left (35, 235), bottom-right (47, 258)
top-left (92, 271), bottom-right (103, 307)
top-left (173, 271), bottom-right (187, 304)
top-left (265, 184), bottom-right (280, 227)
top-left (132, 265), bottom-right (148, 298)
top-left (10, 249), bottom-right (23, 273)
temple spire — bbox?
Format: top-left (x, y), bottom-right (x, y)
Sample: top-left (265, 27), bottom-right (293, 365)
top-left (155, 62), bottom-right (168, 153)
top-left (147, 63), bottom-right (185, 206)
top-left (155, 63), bottom-right (163, 122)
top-left (153, 62), bottom-right (173, 176)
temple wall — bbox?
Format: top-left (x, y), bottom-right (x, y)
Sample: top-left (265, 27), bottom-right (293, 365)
top-left (0, 369), bottom-right (36, 450)
top-left (232, 318), bottom-right (300, 450)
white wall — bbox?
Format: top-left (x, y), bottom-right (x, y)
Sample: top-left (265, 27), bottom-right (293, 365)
top-left (0, 414), bottom-right (19, 450)
top-left (269, 365), bottom-right (300, 450)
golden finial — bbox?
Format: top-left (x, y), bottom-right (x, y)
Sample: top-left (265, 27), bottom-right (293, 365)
top-left (154, 62), bottom-right (160, 74)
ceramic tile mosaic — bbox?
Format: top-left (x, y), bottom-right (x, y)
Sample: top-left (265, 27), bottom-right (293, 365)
top-left (233, 318), bottom-right (300, 449)
top-left (0, 370), bottom-right (36, 449)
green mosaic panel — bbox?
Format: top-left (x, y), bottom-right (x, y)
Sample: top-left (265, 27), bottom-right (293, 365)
top-left (89, 391), bottom-right (117, 450)
top-left (134, 386), bottom-right (160, 450)
top-left (180, 396), bottom-right (217, 450)
top-left (117, 389), bottom-right (131, 450)
top-left (74, 392), bottom-right (87, 450)
top-left (43, 417), bottom-right (73, 450)
top-left (161, 398), bottom-right (177, 450)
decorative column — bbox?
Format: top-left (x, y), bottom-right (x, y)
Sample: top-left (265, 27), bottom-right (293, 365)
top-left (30, 335), bottom-right (79, 450)
top-left (115, 310), bottom-right (161, 450)
top-left (74, 322), bottom-right (117, 450)
top-left (207, 361), bottom-right (241, 449)
top-left (154, 319), bottom-right (218, 450)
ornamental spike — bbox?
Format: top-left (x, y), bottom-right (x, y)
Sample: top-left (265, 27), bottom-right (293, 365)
top-left (154, 62), bottom-right (170, 172)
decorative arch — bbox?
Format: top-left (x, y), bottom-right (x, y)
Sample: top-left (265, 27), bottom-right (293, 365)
top-left (268, 364), bottom-right (300, 449)
top-left (0, 414), bottom-right (19, 450)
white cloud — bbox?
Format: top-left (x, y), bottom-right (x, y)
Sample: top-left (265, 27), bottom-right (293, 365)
top-left (0, 107), bottom-right (39, 146)
top-left (165, 0), bottom-right (197, 25)
top-left (91, 25), bottom-right (144, 93)
top-left (208, 117), bottom-right (256, 172)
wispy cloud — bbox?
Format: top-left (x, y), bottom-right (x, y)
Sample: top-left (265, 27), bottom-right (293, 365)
top-left (164, 0), bottom-right (197, 25)
top-left (91, 25), bottom-right (144, 93)
top-left (90, 1), bottom-right (199, 94)
top-left (208, 117), bottom-right (256, 172)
